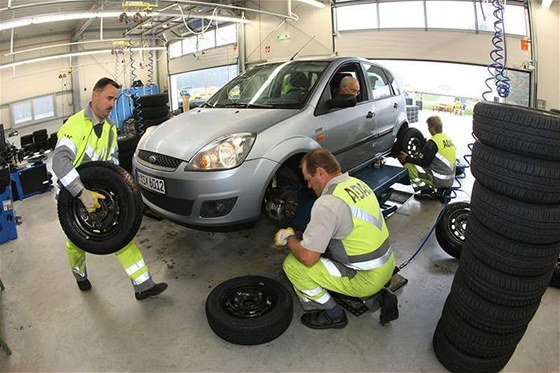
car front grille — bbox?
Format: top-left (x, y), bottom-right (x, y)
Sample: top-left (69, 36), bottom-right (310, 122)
top-left (140, 188), bottom-right (194, 216)
top-left (138, 150), bottom-right (184, 170)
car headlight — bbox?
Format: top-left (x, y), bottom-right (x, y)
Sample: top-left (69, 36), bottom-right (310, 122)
top-left (186, 133), bottom-right (256, 171)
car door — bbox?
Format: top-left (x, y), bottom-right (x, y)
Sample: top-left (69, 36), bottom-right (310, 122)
top-left (363, 62), bottom-right (403, 153)
top-left (316, 62), bottom-right (377, 172)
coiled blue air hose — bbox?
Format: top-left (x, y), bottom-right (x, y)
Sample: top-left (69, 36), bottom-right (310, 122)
top-left (482, 0), bottom-right (511, 101)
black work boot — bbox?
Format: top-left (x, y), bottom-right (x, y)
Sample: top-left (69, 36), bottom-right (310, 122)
top-left (301, 309), bottom-right (348, 330)
top-left (135, 282), bottom-right (168, 300)
top-left (77, 279), bottom-right (92, 292)
top-left (379, 289), bottom-right (399, 325)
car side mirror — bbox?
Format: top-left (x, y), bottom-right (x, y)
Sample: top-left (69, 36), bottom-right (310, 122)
top-left (326, 95), bottom-right (357, 109)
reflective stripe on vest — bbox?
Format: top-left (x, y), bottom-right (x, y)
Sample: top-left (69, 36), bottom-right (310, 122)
top-left (430, 133), bottom-right (456, 181)
top-left (325, 177), bottom-right (391, 271)
top-left (62, 110), bottom-right (117, 167)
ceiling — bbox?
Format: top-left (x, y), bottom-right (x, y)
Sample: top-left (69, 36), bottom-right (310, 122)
top-left (0, 1), bottom-right (254, 55)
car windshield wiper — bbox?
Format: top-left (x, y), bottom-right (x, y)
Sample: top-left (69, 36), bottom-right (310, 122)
top-left (219, 102), bottom-right (275, 109)
top-left (199, 102), bottom-right (214, 108)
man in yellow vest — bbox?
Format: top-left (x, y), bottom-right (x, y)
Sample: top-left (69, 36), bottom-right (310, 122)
top-left (52, 77), bottom-right (167, 300)
top-left (274, 149), bottom-right (398, 329)
top-left (398, 116), bottom-right (456, 201)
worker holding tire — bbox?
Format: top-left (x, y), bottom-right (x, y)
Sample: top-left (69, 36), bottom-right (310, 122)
top-left (398, 115), bottom-right (456, 201)
top-left (275, 149), bottom-right (398, 329)
top-left (52, 77), bottom-right (167, 300)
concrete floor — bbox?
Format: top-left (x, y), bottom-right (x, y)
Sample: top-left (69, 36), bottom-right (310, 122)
top-left (0, 112), bottom-right (559, 372)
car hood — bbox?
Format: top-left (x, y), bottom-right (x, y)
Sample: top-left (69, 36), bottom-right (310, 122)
top-left (138, 108), bottom-right (298, 161)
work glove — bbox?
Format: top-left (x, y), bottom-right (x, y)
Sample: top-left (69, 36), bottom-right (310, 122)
top-left (397, 151), bottom-right (408, 164)
top-left (78, 189), bottom-right (106, 213)
top-left (274, 227), bottom-right (295, 247)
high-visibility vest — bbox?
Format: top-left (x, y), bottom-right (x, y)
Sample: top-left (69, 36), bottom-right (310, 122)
top-left (430, 133), bottom-right (456, 184)
top-left (325, 176), bottom-right (391, 271)
top-left (58, 109), bottom-right (118, 167)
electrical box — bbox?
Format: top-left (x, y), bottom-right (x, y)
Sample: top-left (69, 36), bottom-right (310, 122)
top-left (0, 186), bottom-right (17, 245)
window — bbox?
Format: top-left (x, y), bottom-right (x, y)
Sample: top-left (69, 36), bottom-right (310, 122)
top-left (169, 65), bottom-right (239, 110)
top-left (335, 4), bottom-right (378, 31)
top-left (334, 1), bottom-right (527, 35)
top-left (379, 1), bottom-right (425, 29)
top-left (364, 64), bottom-right (392, 100)
top-left (477, 3), bottom-right (527, 36)
top-left (169, 23), bottom-right (238, 59)
top-left (426, 1), bottom-right (475, 30)
top-left (216, 24), bottom-right (237, 46)
top-left (11, 95), bottom-right (56, 127)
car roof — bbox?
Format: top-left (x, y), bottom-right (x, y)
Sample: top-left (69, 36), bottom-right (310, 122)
top-left (253, 56), bottom-right (367, 67)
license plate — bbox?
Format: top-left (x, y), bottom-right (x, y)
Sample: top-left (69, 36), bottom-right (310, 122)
top-left (137, 171), bottom-right (166, 194)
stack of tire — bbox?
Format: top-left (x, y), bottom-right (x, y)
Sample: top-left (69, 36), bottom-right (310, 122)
top-left (433, 102), bottom-right (560, 372)
top-left (118, 93), bottom-right (170, 174)
top-left (133, 93), bottom-right (170, 136)
top-left (406, 105), bottom-right (419, 124)
top-left (117, 133), bottom-right (140, 174)
top-left (32, 129), bottom-right (49, 152)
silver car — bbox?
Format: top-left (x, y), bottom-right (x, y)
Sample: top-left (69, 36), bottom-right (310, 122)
top-left (133, 56), bottom-right (410, 230)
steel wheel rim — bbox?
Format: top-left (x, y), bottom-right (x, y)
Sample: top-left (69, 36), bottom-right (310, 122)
top-left (221, 283), bottom-right (276, 318)
top-left (448, 208), bottom-right (469, 243)
top-left (71, 187), bottom-right (121, 241)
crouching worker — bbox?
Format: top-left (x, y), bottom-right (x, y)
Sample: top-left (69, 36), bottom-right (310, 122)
top-left (274, 149), bottom-right (398, 329)
top-left (53, 77), bottom-right (167, 300)
top-left (398, 115), bottom-right (456, 201)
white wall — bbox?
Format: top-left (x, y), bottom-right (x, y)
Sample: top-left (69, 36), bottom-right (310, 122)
top-left (244, 0), bottom-right (333, 64)
top-left (1, 45), bottom-right (159, 132)
top-left (531, 2), bottom-right (560, 109)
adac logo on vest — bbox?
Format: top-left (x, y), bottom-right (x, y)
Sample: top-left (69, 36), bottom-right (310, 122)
top-left (442, 139), bottom-right (454, 148)
top-left (344, 182), bottom-right (373, 203)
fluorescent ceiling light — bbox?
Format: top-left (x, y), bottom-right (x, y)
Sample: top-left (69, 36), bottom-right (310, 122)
top-left (0, 11), bottom-right (158, 31)
top-left (541, 0), bottom-right (553, 8)
top-left (298, 0), bottom-right (326, 8)
top-left (205, 15), bottom-right (250, 24)
top-left (0, 47), bottom-right (165, 70)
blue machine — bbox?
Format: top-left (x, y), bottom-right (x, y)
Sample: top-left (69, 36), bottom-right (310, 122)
top-left (0, 186), bottom-right (17, 244)
top-left (109, 85), bottom-right (160, 132)
top-left (11, 162), bottom-right (52, 201)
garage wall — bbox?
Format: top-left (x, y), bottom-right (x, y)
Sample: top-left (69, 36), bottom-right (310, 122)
top-left (243, 0), bottom-right (333, 64)
top-left (532, 2), bottom-right (560, 109)
top-left (335, 30), bottom-right (527, 68)
top-left (1, 32), bottom-right (158, 131)
top-left (167, 0), bottom-right (333, 75)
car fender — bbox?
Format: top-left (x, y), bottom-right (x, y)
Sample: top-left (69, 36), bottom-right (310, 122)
top-left (255, 135), bottom-right (322, 204)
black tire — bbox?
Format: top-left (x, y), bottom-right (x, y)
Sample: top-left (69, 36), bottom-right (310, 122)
top-left (465, 216), bottom-right (560, 277)
top-left (205, 276), bottom-right (293, 345)
top-left (550, 262), bottom-right (560, 288)
top-left (435, 202), bottom-right (470, 259)
top-left (473, 101), bottom-right (560, 160)
top-left (57, 162), bottom-right (144, 255)
top-left (433, 320), bottom-right (514, 373)
top-left (449, 272), bottom-right (539, 333)
top-left (137, 93), bottom-right (169, 107)
top-left (392, 127), bottom-right (426, 160)
top-left (470, 182), bottom-right (560, 245)
top-left (117, 133), bottom-right (139, 153)
top-left (439, 300), bottom-right (525, 358)
top-left (471, 141), bottom-right (560, 204)
top-left (134, 105), bottom-right (169, 120)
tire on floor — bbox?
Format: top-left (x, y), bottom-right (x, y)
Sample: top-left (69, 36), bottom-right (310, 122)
top-left (57, 161), bottom-right (144, 255)
top-left (205, 275), bottom-right (293, 345)
top-left (435, 202), bottom-right (470, 259)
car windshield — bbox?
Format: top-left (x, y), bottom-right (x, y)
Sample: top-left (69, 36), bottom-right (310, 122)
top-left (206, 61), bottom-right (330, 109)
